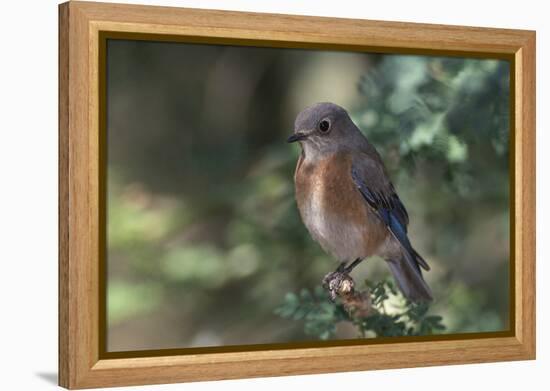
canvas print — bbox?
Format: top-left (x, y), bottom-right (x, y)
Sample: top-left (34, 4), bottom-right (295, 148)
top-left (105, 38), bottom-right (510, 352)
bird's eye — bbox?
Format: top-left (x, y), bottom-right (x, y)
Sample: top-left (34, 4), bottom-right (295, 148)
top-left (318, 119), bottom-right (331, 133)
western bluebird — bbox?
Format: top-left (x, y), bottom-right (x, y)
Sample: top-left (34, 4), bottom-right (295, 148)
top-left (288, 102), bottom-right (432, 302)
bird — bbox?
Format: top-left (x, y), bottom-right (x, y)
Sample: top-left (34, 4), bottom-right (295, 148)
top-left (287, 102), bottom-right (432, 302)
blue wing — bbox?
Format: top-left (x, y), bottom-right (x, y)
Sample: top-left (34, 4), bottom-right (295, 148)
top-left (351, 165), bottom-right (430, 272)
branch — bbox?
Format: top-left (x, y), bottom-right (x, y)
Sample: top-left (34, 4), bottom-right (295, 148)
top-left (322, 271), bottom-right (373, 318)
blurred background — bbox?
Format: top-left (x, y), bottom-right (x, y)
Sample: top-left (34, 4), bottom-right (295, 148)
top-left (106, 39), bottom-right (510, 352)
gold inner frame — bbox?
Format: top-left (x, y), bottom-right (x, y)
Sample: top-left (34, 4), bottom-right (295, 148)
top-left (97, 30), bottom-right (516, 360)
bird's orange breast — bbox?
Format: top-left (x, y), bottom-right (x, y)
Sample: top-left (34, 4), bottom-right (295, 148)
top-left (294, 151), bottom-right (387, 261)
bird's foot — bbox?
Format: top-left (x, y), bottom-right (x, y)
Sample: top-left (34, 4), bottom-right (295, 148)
top-left (322, 270), bottom-right (355, 302)
top-left (322, 260), bottom-right (373, 318)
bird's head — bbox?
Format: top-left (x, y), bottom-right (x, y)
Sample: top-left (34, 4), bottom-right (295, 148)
top-left (288, 102), bottom-right (361, 159)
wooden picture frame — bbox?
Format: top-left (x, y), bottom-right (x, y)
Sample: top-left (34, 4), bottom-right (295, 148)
top-left (59, 1), bottom-right (536, 389)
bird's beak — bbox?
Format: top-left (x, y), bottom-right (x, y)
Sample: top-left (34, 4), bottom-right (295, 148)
top-left (287, 132), bottom-right (307, 143)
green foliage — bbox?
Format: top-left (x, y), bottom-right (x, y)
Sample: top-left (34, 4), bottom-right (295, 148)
top-left (274, 286), bottom-right (347, 340)
top-left (355, 57), bottom-right (510, 202)
top-left (275, 281), bottom-right (445, 340)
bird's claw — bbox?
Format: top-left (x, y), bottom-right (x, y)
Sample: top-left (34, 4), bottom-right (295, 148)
top-left (323, 270), bottom-right (355, 301)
